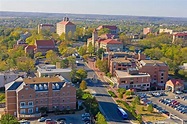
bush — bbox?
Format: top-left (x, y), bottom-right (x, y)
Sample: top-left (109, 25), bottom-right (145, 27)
top-left (147, 104), bottom-right (153, 113)
top-left (96, 112), bottom-right (107, 124)
top-left (106, 72), bottom-right (112, 78)
top-left (118, 93), bottom-right (123, 99)
top-left (137, 114), bottom-right (143, 123)
top-left (117, 88), bottom-right (126, 94)
top-left (80, 80), bottom-right (87, 90)
top-left (108, 90), bottom-right (117, 98)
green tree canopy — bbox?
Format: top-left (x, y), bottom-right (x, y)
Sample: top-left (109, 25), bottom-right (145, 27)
top-left (80, 80), bottom-right (87, 90)
top-left (76, 68), bottom-right (88, 81)
top-left (96, 112), bottom-right (107, 124)
top-left (0, 114), bottom-right (19, 124)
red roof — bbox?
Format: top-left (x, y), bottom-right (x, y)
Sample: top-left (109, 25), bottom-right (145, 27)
top-left (97, 25), bottom-right (118, 30)
top-left (174, 33), bottom-right (187, 36)
top-left (58, 21), bottom-right (75, 25)
top-left (35, 40), bottom-right (55, 47)
top-left (168, 79), bottom-right (184, 86)
top-left (100, 39), bottom-right (122, 44)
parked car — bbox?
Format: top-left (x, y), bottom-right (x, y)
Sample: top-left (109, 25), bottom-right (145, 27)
top-left (38, 117), bottom-right (46, 122)
top-left (175, 91), bottom-right (183, 94)
top-left (175, 96), bottom-right (180, 99)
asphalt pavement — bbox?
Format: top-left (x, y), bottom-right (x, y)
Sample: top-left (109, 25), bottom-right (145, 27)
top-left (76, 58), bottom-right (130, 124)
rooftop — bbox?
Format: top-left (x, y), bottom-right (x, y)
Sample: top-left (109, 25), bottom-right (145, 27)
top-left (37, 68), bottom-right (71, 74)
top-left (140, 60), bottom-right (167, 66)
top-left (115, 70), bottom-right (150, 78)
top-left (97, 25), bottom-right (118, 30)
top-left (23, 77), bottom-right (62, 84)
top-left (58, 21), bottom-right (75, 26)
top-left (40, 24), bottom-right (54, 27)
top-left (100, 39), bottom-right (122, 44)
top-left (35, 40), bottom-right (55, 47)
top-left (111, 58), bottom-right (131, 63)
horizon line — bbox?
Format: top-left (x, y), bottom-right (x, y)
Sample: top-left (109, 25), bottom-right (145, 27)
top-left (1, 10), bottom-right (187, 19)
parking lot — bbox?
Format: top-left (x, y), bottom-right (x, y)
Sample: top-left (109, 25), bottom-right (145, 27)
top-left (137, 91), bottom-right (187, 123)
top-left (29, 113), bottom-right (85, 124)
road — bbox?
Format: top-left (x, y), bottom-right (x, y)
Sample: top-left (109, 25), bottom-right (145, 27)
top-left (76, 58), bottom-right (130, 124)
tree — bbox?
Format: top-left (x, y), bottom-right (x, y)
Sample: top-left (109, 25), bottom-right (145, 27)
top-left (0, 114), bottom-right (19, 124)
top-left (80, 80), bottom-right (87, 90)
top-left (87, 42), bottom-right (94, 56)
top-left (98, 28), bottom-right (110, 36)
top-left (137, 114), bottom-right (143, 123)
top-left (67, 31), bottom-right (73, 40)
top-left (61, 58), bottom-right (69, 68)
top-left (147, 104), bottom-right (153, 113)
top-left (70, 69), bottom-right (77, 83)
top-left (97, 48), bottom-right (104, 59)
top-left (96, 112), bottom-right (107, 124)
top-left (67, 56), bottom-right (76, 69)
top-left (117, 88), bottom-right (126, 94)
top-left (133, 96), bottom-right (140, 105)
top-left (76, 68), bottom-right (88, 81)
top-left (34, 52), bottom-right (43, 59)
top-left (78, 45), bottom-right (87, 56)
top-left (46, 50), bottom-right (58, 64)
top-left (95, 59), bottom-right (108, 74)
top-left (16, 57), bottom-right (35, 72)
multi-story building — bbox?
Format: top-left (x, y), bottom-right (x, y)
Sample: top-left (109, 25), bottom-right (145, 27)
top-left (172, 32), bottom-right (187, 43)
top-left (143, 27), bottom-right (152, 35)
top-left (38, 24), bottom-right (55, 34)
top-left (5, 76), bottom-right (76, 119)
top-left (56, 17), bottom-right (76, 36)
top-left (115, 68), bottom-right (151, 90)
top-left (97, 25), bottom-right (119, 36)
top-left (100, 39), bottom-right (123, 52)
top-left (159, 28), bottom-right (173, 34)
top-left (137, 60), bottom-right (168, 89)
top-left (109, 58), bottom-right (133, 75)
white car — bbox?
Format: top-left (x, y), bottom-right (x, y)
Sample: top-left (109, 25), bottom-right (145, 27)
top-left (38, 117), bottom-right (46, 122)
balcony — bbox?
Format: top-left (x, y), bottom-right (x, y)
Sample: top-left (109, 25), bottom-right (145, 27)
top-left (19, 113), bottom-right (41, 118)
top-left (20, 105), bottom-right (34, 109)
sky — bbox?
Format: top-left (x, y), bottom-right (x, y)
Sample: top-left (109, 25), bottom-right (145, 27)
top-left (0, 0), bottom-right (187, 18)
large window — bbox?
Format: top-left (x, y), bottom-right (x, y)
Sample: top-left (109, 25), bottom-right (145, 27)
top-left (20, 109), bottom-right (25, 114)
top-left (20, 102), bottom-right (25, 107)
top-left (28, 101), bottom-right (33, 106)
top-left (28, 108), bottom-right (33, 114)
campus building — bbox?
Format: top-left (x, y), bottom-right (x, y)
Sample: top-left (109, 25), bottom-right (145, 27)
top-left (172, 32), bottom-right (187, 43)
top-left (143, 27), bottom-right (152, 35)
top-left (137, 60), bottom-right (168, 89)
top-left (56, 17), bottom-right (76, 36)
top-left (97, 25), bottom-right (119, 36)
top-left (5, 76), bottom-right (76, 119)
top-left (38, 24), bottom-right (55, 34)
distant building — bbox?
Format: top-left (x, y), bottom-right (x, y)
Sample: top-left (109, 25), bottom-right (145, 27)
top-left (0, 71), bottom-right (26, 88)
top-left (115, 68), bottom-right (151, 90)
top-left (172, 32), bottom-right (187, 43)
top-left (56, 17), bottom-right (76, 36)
top-left (159, 28), bottom-right (173, 34)
top-left (35, 40), bottom-right (56, 54)
top-left (5, 76), bottom-right (76, 119)
top-left (137, 60), bottom-right (168, 89)
top-left (165, 79), bottom-right (184, 92)
top-left (37, 64), bottom-right (71, 80)
top-left (38, 24), bottom-right (55, 34)
top-left (143, 27), bottom-right (152, 35)
top-left (97, 25), bottom-right (119, 36)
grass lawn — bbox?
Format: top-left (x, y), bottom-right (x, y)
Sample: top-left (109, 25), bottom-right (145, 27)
top-left (135, 104), bottom-right (167, 122)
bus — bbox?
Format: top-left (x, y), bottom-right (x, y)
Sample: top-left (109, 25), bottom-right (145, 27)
top-left (117, 107), bottom-right (128, 119)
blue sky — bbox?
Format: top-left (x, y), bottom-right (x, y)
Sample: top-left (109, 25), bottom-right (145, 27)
top-left (0, 0), bottom-right (187, 17)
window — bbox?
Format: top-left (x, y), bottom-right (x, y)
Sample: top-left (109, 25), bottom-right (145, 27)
top-left (67, 92), bottom-right (70, 95)
top-left (20, 102), bottom-right (25, 107)
top-left (161, 73), bottom-right (164, 76)
top-left (161, 77), bottom-right (163, 80)
top-left (28, 108), bottom-right (33, 114)
top-left (161, 81), bottom-right (164, 83)
top-left (28, 101), bottom-right (33, 106)
top-left (36, 101), bottom-right (38, 104)
top-left (36, 94), bottom-right (38, 97)
top-left (29, 94), bottom-right (32, 98)
top-left (147, 84), bottom-right (149, 86)
top-left (36, 107), bottom-right (38, 112)
top-left (62, 100), bottom-right (64, 102)
top-left (143, 84), bottom-right (146, 86)
top-left (21, 95), bottom-right (24, 98)
top-left (25, 88), bottom-right (28, 90)
top-left (20, 109), bottom-right (25, 114)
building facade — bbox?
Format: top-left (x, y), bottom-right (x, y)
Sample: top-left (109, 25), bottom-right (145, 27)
top-left (97, 25), bottom-right (119, 36)
top-left (56, 17), bottom-right (76, 36)
top-left (159, 28), bottom-right (173, 34)
top-left (100, 39), bottom-right (123, 52)
top-left (143, 27), bottom-right (152, 35)
top-left (5, 76), bottom-right (76, 119)
top-left (172, 32), bottom-right (187, 43)
top-left (137, 60), bottom-right (168, 89)
top-left (115, 69), bottom-right (151, 90)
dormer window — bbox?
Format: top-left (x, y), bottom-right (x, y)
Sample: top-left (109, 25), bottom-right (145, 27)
top-left (52, 84), bottom-right (55, 89)
top-left (56, 83), bottom-right (59, 89)
top-left (44, 84), bottom-right (48, 90)
top-left (34, 85), bottom-right (38, 90)
top-left (39, 84), bottom-right (43, 90)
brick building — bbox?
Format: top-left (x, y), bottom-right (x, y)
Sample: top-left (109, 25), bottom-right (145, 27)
top-left (143, 27), bottom-right (152, 35)
top-left (115, 68), bottom-right (151, 90)
top-left (172, 32), bottom-right (187, 43)
top-left (5, 76), bottom-right (76, 119)
top-left (97, 25), bottom-right (119, 36)
top-left (137, 60), bottom-right (168, 89)
top-left (56, 17), bottom-right (76, 36)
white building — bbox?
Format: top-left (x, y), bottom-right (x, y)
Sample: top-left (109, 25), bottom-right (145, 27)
top-left (0, 71), bottom-right (26, 88)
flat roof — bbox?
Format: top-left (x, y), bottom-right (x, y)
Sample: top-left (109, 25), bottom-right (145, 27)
top-left (23, 77), bottom-right (62, 84)
top-left (140, 60), bottom-right (167, 66)
top-left (111, 58), bottom-right (131, 63)
top-left (115, 70), bottom-right (150, 78)
top-left (37, 68), bottom-right (71, 74)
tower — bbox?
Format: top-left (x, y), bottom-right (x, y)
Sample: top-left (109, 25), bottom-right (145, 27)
top-left (92, 29), bottom-right (98, 47)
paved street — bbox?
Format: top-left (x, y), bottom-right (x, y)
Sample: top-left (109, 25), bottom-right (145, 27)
top-left (76, 58), bottom-right (130, 124)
